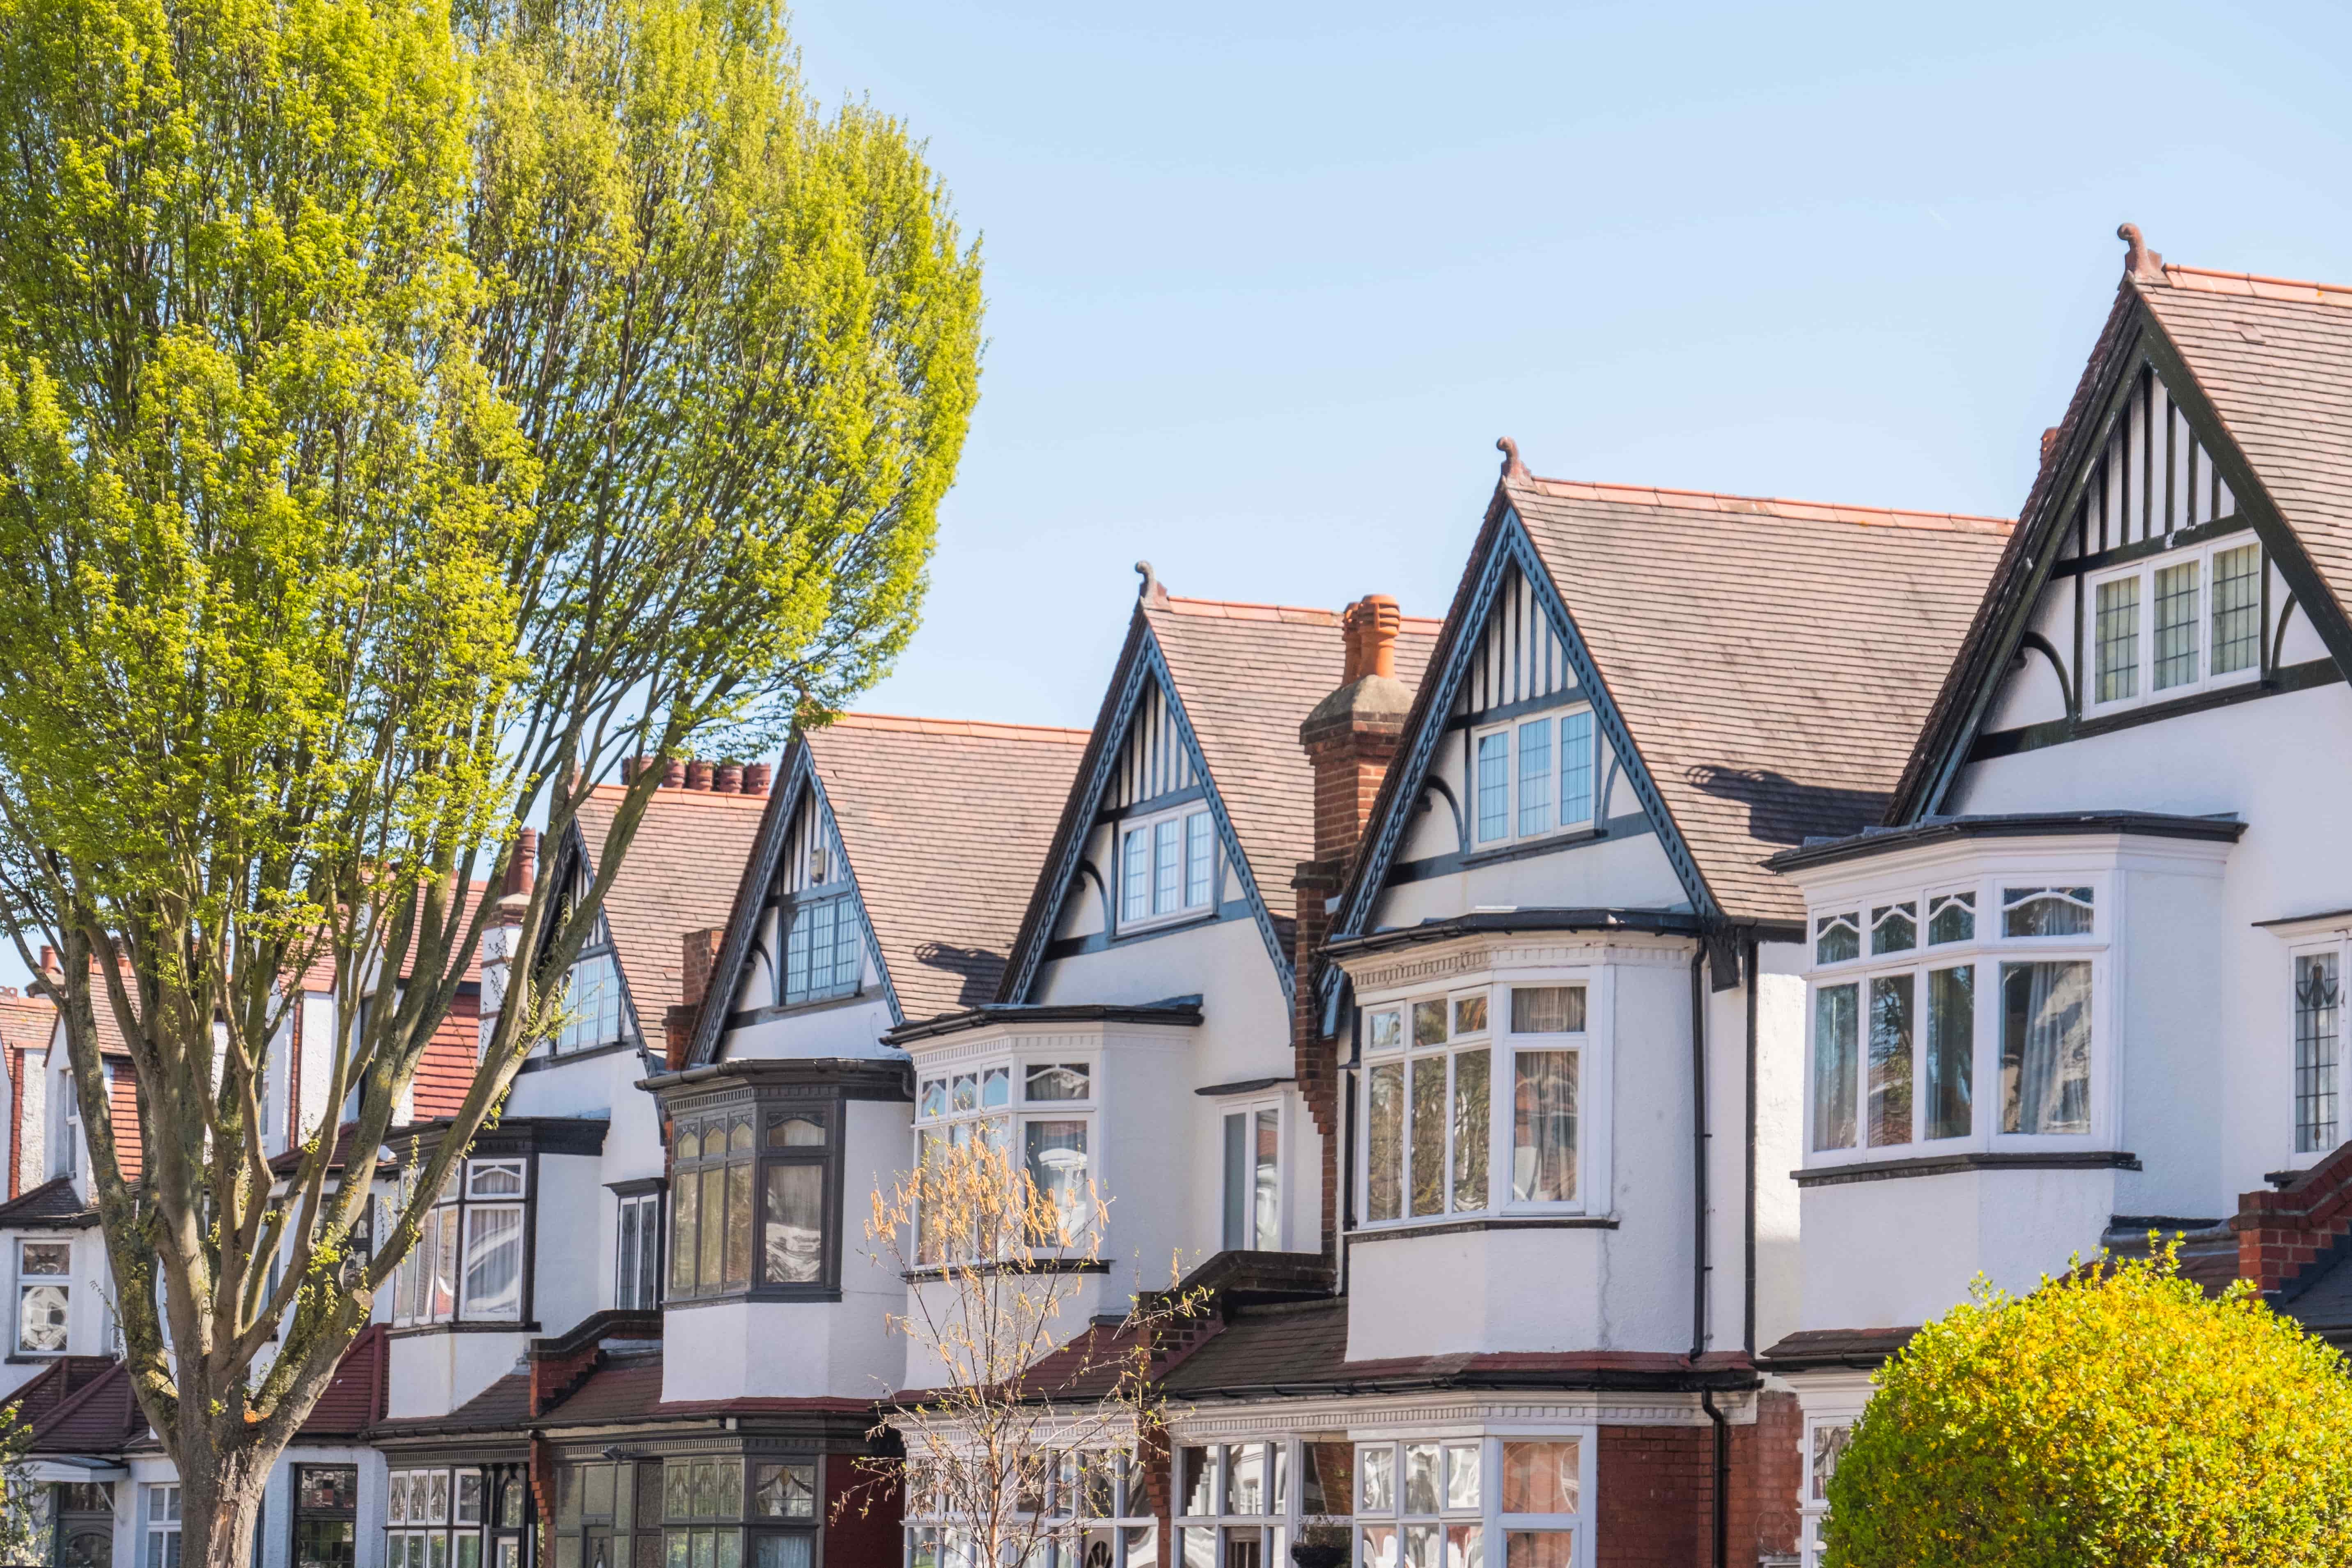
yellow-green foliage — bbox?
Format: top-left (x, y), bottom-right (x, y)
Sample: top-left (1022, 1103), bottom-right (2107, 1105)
top-left (1825, 1247), bottom-right (2352, 1568)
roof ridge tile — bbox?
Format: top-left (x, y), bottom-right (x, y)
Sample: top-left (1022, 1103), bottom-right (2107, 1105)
top-left (1514, 476), bottom-right (2013, 535)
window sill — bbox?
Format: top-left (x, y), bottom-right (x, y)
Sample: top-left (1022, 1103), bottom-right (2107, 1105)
top-left (388, 1320), bottom-right (542, 1338)
top-left (663, 1288), bottom-right (844, 1306)
top-left (1114, 907), bottom-right (1218, 942)
top-left (5, 1352), bottom-right (67, 1364)
top-left (1346, 1214), bottom-right (1616, 1243)
top-left (901, 1258), bottom-right (1114, 1284)
top-left (1461, 826), bottom-right (1605, 870)
top-left (722, 990), bottom-right (870, 1031)
top-left (1793, 1150), bottom-right (2140, 1188)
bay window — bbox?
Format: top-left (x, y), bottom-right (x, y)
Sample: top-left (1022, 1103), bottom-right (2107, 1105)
top-left (910, 1451), bottom-right (1153, 1568)
top-left (1472, 707), bottom-right (1599, 847)
top-left (385, 1467), bottom-right (489, 1568)
top-left (2088, 537), bottom-right (2263, 712)
top-left (393, 1159), bottom-right (528, 1325)
top-left (1120, 804), bottom-right (1217, 930)
top-left (913, 1058), bottom-right (1095, 1263)
top-left (1809, 879), bottom-right (2100, 1157)
top-left (669, 1102), bottom-right (840, 1299)
top-left (1347, 1437), bottom-right (1588, 1568)
top-left (1361, 983), bottom-right (1585, 1226)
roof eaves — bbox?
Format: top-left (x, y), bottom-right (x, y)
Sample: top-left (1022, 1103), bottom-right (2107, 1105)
top-left (1763, 810), bottom-right (2247, 875)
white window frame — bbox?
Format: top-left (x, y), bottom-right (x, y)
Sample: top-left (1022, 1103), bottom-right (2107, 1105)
top-left (1220, 1098), bottom-right (1284, 1253)
top-left (15, 1238), bottom-right (69, 1355)
top-left (1116, 802), bottom-right (1218, 933)
top-left (1804, 874), bottom-right (2109, 1167)
top-left (911, 1054), bottom-right (1099, 1262)
top-left (143, 1483), bottom-right (182, 1568)
top-left (1798, 1414), bottom-right (1856, 1568)
top-left (392, 1157), bottom-right (530, 1326)
top-left (2085, 535), bottom-right (2264, 714)
top-left (1342, 1433), bottom-right (1597, 1568)
top-left (908, 1449), bottom-right (1153, 1568)
top-left (1469, 704), bottom-right (1600, 849)
top-left (1357, 977), bottom-right (1594, 1229)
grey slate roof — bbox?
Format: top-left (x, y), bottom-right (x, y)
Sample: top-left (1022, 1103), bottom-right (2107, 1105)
top-left (802, 715), bottom-right (1090, 1021)
top-left (1144, 597), bottom-right (1439, 924)
top-left (1504, 478), bottom-right (2012, 923)
top-left (2138, 267), bottom-right (2352, 630)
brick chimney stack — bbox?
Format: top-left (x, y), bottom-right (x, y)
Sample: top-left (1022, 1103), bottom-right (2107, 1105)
top-left (1292, 594), bottom-right (1414, 1259)
top-left (663, 927), bottom-right (725, 1070)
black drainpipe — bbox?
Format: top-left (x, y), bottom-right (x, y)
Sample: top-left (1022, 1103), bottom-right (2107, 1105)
top-left (1744, 934), bottom-right (1760, 1354)
top-left (1693, 946), bottom-right (1728, 1566)
top-left (1690, 947), bottom-right (1710, 1357)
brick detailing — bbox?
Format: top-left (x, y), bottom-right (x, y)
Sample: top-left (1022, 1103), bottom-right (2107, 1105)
top-left (1596, 1426), bottom-right (1710, 1566)
top-left (2233, 1137), bottom-right (2352, 1292)
top-left (681, 928), bottom-right (724, 1009)
top-left (824, 1453), bottom-right (902, 1568)
top-left (1728, 1391), bottom-right (1803, 1565)
top-left (1292, 594), bottom-right (1413, 1260)
top-left (1134, 1429), bottom-right (1173, 1568)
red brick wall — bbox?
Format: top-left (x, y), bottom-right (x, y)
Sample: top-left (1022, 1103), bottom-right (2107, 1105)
top-left (824, 1453), bottom-right (903, 1568)
top-left (2235, 1137), bottom-right (2352, 1291)
top-left (1595, 1398), bottom-right (1800, 1567)
top-left (1596, 1426), bottom-right (1711, 1567)
top-left (1728, 1391), bottom-right (1803, 1564)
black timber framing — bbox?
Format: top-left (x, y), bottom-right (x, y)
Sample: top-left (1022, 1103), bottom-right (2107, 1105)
top-left (1896, 285), bottom-right (2352, 822)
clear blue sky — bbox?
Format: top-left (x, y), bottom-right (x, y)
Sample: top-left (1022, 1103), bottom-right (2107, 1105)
top-left (804, 0), bottom-right (2352, 729)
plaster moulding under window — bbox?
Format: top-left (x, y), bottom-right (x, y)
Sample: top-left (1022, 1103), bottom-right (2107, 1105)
top-left (901, 1026), bottom-right (1195, 1070)
top-left (1345, 937), bottom-right (1690, 998)
top-left (1163, 1391), bottom-right (1757, 1440)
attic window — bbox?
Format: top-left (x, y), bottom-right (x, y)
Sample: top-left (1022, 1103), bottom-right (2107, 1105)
top-left (781, 893), bottom-right (861, 1006)
top-left (1471, 709), bottom-right (1598, 848)
top-left (1118, 804), bottom-right (1215, 932)
top-left (2088, 540), bottom-right (2263, 712)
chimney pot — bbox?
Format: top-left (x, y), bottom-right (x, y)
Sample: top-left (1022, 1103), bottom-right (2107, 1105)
top-left (661, 758), bottom-right (685, 788)
top-left (37, 946), bottom-right (55, 978)
top-left (620, 757), bottom-right (638, 784)
top-left (685, 760), bottom-right (714, 792)
top-left (743, 762), bottom-right (772, 795)
top-left (714, 762), bottom-right (743, 795)
top-left (1361, 594), bottom-right (1400, 680)
top-left (504, 828), bottom-right (538, 898)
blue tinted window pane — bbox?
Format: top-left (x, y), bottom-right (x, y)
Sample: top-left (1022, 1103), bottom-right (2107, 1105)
top-left (1475, 734), bottom-right (1510, 843)
top-left (1153, 818), bottom-right (1182, 914)
top-left (1560, 711), bottom-right (1596, 824)
top-left (1121, 829), bottom-right (1149, 923)
top-left (1516, 719), bottom-right (1552, 837)
top-left (1184, 811), bottom-right (1213, 908)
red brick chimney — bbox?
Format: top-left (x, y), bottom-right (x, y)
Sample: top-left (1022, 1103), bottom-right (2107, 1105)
top-left (1292, 594), bottom-right (1413, 1258)
top-left (663, 927), bottom-right (726, 1070)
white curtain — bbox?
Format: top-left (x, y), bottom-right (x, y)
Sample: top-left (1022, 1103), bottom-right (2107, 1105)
top-left (2005, 962), bottom-right (2091, 1134)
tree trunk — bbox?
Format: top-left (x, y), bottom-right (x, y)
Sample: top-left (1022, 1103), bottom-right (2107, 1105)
top-left (176, 1441), bottom-right (273, 1568)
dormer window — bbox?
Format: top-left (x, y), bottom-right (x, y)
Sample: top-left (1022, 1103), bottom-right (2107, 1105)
top-left (2088, 539), bottom-right (2263, 711)
top-left (781, 893), bottom-right (860, 1005)
top-left (1471, 709), bottom-right (1597, 848)
top-left (1119, 804), bottom-right (1215, 930)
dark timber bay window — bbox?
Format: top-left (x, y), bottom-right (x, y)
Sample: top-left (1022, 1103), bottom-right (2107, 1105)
top-left (670, 1105), bottom-right (839, 1299)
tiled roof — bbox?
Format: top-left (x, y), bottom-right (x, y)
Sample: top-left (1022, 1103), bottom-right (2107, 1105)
top-left (2137, 264), bottom-right (2352, 635)
top-left (20, 1360), bottom-right (147, 1454)
top-left (805, 714), bottom-right (1090, 1021)
top-left (1145, 596), bottom-right (1440, 924)
top-left (0, 1175), bottom-right (96, 1229)
top-left (1157, 1299), bottom-right (1754, 1398)
top-left (302, 1325), bottom-right (391, 1436)
top-left (410, 990), bottom-right (481, 1122)
top-left (1504, 475), bottom-right (2010, 922)
top-left (0, 993), bottom-right (52, 1055)
top-left (576, 783), bottom-right (771, 1022)
top-left (1754, 1326), bottom-right (1919, 1373)
top-left (368, 1369), bottom-right (532, 1439)
top-left (1, 1357), bottom-right (118, 1429)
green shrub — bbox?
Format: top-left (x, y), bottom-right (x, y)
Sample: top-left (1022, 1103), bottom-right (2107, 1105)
top-left (1824, 1245), bottom-right (2352, 1567)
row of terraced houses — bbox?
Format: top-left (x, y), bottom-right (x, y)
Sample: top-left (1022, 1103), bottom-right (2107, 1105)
top-left (8, 233), bottom-right (2352, 1568)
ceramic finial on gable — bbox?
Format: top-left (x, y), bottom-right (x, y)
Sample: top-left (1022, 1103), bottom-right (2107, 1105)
top-left (2118, 223), bottom-right (2166, 284)
top-left (1496, 436), bottom-right (1531, 482)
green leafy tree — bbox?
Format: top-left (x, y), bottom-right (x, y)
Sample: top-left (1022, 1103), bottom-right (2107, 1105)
top-left (0, 0), bottom-right (982, 1559)
top-left (1825, 1247), bottom-right (2352, 1568)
